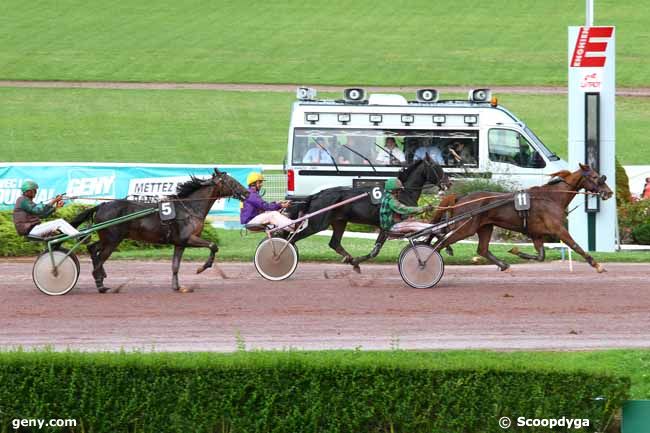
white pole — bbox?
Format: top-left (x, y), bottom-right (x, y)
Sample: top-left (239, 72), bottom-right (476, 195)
top-left (586, 0), bottom-right (594, 26)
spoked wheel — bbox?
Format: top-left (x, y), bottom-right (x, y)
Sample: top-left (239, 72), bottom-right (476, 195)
top-left (32, 249), bottom-right (80, 296)
top-left (398, 244), bottom-right (445, 289)
top-left (254, 238), bottom-right (299, 281)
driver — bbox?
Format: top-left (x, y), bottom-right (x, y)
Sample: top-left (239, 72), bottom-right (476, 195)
top-left (240, 172), bottom-right (295, 230)
top-left (380, 178), bottom-right (435, 233)
top-left (13, 180), bottom-right (80, 237)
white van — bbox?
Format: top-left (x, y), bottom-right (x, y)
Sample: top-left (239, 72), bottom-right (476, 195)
top-left (285, 87), bottom-right (568, 200)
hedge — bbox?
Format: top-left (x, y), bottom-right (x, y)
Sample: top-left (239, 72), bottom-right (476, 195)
top-left (0, 206), bottom-right (219, 257)
top-left (619, 199), bottom-right (650, 244)
top-left (0, 351), bottom-right (630, 433)
top-left (632, 223), bottom-right (650, 245)
top-left (615, 158), bottom-right (633, 207)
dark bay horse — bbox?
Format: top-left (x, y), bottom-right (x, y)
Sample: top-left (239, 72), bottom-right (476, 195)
top-left (71, 169), bottom-right (248, 293)
top-left (287, 156), bottom-right (451, 272)
top-left (430, 164), bottom-right (613, 272)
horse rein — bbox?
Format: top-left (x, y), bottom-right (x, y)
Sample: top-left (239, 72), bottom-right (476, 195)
top-left (433, 182), bottom-right (599, 212)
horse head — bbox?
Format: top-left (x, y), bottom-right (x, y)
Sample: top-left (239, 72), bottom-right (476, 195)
top-left (422, 154), bottom-right (452, 191)
top-left (399, 157), bottom-right (451, 192)
top-left (212, 168), bottom-right (249, 201)
top-left (578, 163), bottom-right (613, 200)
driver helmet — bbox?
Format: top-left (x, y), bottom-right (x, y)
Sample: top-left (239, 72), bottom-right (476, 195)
top-left (21, 180), bottom-right (39, 193)
top-left (384, 178), bottom-right (404, 192)
top-left (246, 172), bottom-right (264, 186)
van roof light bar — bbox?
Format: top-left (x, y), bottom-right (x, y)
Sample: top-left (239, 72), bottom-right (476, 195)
top-left (297, 87), bottom-right (317, 101)
top-left (469, 88), bottom-right (492, 103)
top-left (416, 89), bottom-right (439, 103)
top-left (343, 88), bottom-right (366, 103)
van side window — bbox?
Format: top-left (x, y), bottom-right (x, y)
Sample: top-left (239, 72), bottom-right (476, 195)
top-left (402, 131), bottom-right (478, 167)
top-left (292, 136), bottom-right (309, 164)
top-left (444, 139), bottom-right (478, 167)
top-left (488, 129), bottom-right (545, 168)
top-left (292, 129), bottom-right (478, 167)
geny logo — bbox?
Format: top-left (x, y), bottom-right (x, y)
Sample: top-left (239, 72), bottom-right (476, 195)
top-left (571, 26), bottom-right (614, 68)
top-left (66, 169), bottom-right (116, 197)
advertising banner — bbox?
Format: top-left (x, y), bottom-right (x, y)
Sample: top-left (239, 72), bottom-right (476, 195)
top-left (0, 163), bottom-right (259, 217)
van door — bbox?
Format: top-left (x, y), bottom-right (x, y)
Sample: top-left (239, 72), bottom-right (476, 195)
top-left (484, 128), bottom-right (547, 189)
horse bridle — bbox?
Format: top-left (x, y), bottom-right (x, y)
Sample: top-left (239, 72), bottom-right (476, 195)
top-left (211, 171), bottom-right (248, 201)
top-left (401, 160), bottom-right (448, 191)
top-left (556, 169), bottom-right (606, 194)
top-left (175, 172), bottom-right (247, 220)
top-left (578, 169), bottom-right (607, 193)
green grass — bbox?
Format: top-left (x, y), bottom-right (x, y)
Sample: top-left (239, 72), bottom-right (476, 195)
top-left (109, 227), bottom-right (650, 263)
top-left (2, 87), bottom-right (649, 165)
top-left (1, 0), bottom-right (648, 87)
top-left (0, 88), bottom-right (294, 164)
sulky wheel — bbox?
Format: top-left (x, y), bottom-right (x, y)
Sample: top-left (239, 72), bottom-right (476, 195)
top-left (254, 238), bottom-right (299, 281)
top-left (398, 244), bottom-right (445, 289)
top-left (32, 249), bottom-right (80, 296)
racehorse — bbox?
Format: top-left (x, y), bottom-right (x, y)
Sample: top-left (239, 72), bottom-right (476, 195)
top-left (71, 168), bottom-right (248, 293)
top-left (286, 155), bottom-right (451, 272)
top-left (430, 164), bottom-right (613, 272)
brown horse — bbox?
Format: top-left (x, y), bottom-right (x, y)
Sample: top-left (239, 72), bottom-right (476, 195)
top-left (71, 169), bottom-right (249, 293)
top-left (431, 164), bottom-right (613, 272)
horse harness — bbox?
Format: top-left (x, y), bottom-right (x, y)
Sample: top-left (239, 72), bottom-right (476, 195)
top-left (513, 190), bottom-right (531, 233)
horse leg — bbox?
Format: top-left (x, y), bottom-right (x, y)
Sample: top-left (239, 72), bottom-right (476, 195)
top-left (195, 240), bottom-right (219, 275)
top-left (87, 241), bottom-right (106, 279)
top-left (187, 234), bottom-right (227, 280)
top-left (350, 231), bottom-right (389, 268)
top-left (509, 237), bottom-right (546, 261)
top-left (431, 195), bottom-right (456, 256)
top-left (476, 225), bottom-right (510, 271)
top-left (329, 220), bottom-right (359, 272)
top-left (171, 245), bottom-right (191, 293)
top-left (426, 233), bottom-right (454, 256)
top-left (555, 227), bottom-right (605, 273)
top-left (91, 241), bottom-right (119, 293)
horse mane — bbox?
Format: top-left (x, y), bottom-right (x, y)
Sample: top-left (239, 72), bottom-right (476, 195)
top-left (548, 170), bottom-right (572, 179)
top-left (398, 159), bottom-right (423, 182)
top-left (173, 175), bottom-right (207, 198)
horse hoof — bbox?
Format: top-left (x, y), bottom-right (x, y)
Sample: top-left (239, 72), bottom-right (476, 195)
top-left (471, 256), bottom-right (483, 264)
top-left (342, 256), bottom-right (352, 264)
top-left (352, 265), bottom-right (361, 274)
top-left (196, 266), bottom-right (205, 274)
top-left (596, 264), bottom-right (606, 273)
top-left (508, 247), bottom-right (520, 255)
top-left (445, 247), bottom-right (454, 257)
top-left (502, 267), bottom-right (513, 273)
top-left (97, 287), bottom-right (109, 294)
top-left (178, 287), bottom-right (194, 293)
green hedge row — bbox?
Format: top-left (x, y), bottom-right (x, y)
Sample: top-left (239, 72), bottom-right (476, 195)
top-left (0, 206), bottom-right (220, 257)
top-left (0, 351), bottom-right (629, 433)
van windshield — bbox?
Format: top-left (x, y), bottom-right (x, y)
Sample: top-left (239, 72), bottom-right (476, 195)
top-left (292, 128), bottom-right (479, 167)
top-left (524, 126), bottom-right (559, 160)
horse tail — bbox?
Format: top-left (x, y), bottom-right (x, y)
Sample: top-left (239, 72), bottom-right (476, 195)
top-left (70, 206), bottom-right (98, 228)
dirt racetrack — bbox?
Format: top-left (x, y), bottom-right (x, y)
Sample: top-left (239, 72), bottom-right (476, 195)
top-left (1, 259), bottom-right (649, 352)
